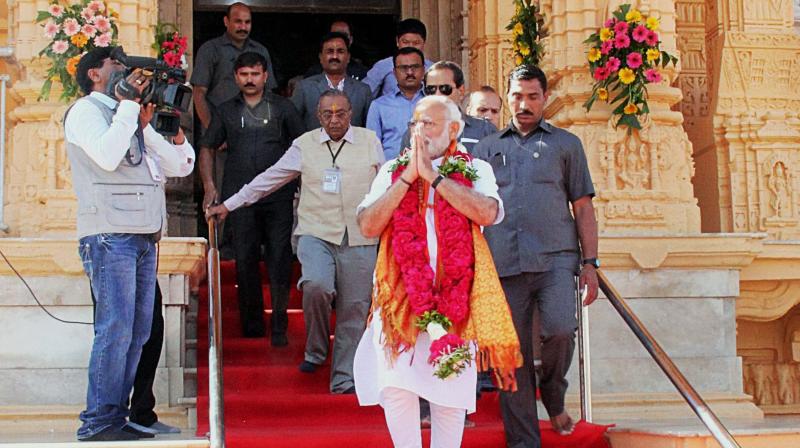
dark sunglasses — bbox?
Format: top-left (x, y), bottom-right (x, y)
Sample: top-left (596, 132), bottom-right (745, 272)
top-left (423, 84), bottom-right (454, 95)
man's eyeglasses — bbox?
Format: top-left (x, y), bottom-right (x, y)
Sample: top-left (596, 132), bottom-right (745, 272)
top-left (319, 110), bottom-right (351, 121)
top-left (423, 84), bottom-right (454, 96)
top-left (407, 118), bottom-right (445, 129)
top-left (395, 64), bottom-right (423, 72)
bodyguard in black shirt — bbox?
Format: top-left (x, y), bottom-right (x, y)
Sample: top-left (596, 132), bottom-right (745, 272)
top-left (199, 52), bottom-right (304, 345)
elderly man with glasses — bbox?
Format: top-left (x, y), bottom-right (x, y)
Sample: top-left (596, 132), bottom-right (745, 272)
top-left (207, 90), bottom-right (385, 394)
top-left (354, 95), bottom-right (521, 448)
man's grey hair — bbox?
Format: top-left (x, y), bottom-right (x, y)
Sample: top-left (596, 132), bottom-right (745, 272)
top-left (317, 89), bottom-right (352, 110)
top-left (415, 96), bottom-right (464, 137)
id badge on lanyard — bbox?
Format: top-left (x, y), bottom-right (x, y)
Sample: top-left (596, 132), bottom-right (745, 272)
top-left (322, 168), bottom-right (341, 194)
top-left (323, 140), bottom-right (346, 194)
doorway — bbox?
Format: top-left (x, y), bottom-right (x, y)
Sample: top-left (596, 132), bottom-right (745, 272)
top-left (193, 10), bottom-right (400, 92)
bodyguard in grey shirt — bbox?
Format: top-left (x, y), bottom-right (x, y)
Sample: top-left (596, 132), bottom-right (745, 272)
top-left (191, 2), bottom-right (277, 131)
top-left (472, 65), bottom-right (599, 448)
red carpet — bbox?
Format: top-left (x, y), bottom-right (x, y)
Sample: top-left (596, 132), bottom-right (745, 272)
top-left (196, 260), bottom-right (612, 447)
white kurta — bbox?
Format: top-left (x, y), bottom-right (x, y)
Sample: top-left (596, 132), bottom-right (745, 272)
top-left (353, 152), bottom-right (504, 413)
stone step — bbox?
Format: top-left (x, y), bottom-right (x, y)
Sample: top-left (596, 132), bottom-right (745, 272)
top-left (0, 434), bottom-right (208, 447)
top-left (607, 415), bottom-right (800, 448)
top-left (0, 405), bottom-right (192, 435)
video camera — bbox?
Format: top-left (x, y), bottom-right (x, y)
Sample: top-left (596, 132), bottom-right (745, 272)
top-left (108, 46), bottom-right (192, 137)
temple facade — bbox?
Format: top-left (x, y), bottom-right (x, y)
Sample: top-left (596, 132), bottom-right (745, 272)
top-left (2, 0), bottom-right (800, 434)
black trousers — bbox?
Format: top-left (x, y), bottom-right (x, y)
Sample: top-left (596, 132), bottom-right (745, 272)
top-left (499, 270), bottom-right (577, 448)
top-left (228, 200), bottom-right (293, 336)
top-left (91, 281), bottom-right (164, 427)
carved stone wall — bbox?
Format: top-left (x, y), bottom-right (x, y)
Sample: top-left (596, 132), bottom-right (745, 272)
top-left (538, 0), bottom-right (701, 235)
top-left (4, 0), bottom-right (159, 238)
top-left (704, 0), bottom-right (800, 240)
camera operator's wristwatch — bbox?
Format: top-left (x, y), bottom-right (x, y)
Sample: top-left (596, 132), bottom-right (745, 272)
top-left (582, 258), bottom-right (600, 269)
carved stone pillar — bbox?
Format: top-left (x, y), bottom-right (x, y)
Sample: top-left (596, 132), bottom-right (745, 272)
top-left (466, 0), bottom-right (515, 123)
top-left (541, 0), bottom-right (701, 235)
top-left (705, 0), bottom-right (800, 240)
top-left (4, 0), bottom-right (158, 238)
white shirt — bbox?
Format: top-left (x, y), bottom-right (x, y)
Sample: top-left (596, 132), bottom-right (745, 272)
top-left (64, 92), bottom-right (195, 177)
top-left (359, 151), bottom-right (505, 273)
top-left (354, 147), bottom-right (504, 412)
top-left (325, 75), bottom-right (345, 91)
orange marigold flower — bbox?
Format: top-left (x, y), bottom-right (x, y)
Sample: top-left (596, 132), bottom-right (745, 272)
top-left (70, 33), bottom-right (89, 48)
top-left (66, 55), bottom-right (81, 76)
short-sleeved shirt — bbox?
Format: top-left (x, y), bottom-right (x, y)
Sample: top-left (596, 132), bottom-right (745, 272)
top-left (190, 34), bottom-right (278, 108)
top-left (199, 92), bottom-right (304, 204)
top-left (472, 120), bottom-right (595, 277)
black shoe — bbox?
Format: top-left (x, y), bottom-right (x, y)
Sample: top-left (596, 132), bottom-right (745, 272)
top-left (79, 426), bottom-right (139, 442)
top-left (122, 424), bottom-right (156, 438)
top-left (271, 333), bottom-right (288, 347)
top-left (340, 386), bottom-right (356, 394)
top-left (299, 360), bottom-right (320, 373)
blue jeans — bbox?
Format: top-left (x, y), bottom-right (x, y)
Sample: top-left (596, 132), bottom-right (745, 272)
top-left (76, 233), bottom-right (157, 439)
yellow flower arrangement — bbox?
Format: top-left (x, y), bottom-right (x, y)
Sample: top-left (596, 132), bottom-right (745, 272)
top-left (597, 88), bottom-right (608, 101)
top-left (646, 48), bottom-right (660, 62)
top-left (646, 16), bottom-right (659, 31)
top-left (588, 47), bottom-right (601, 62)
top-left (599, 28), bottom-right (613, 41)
top-left (507, 0), bottom-right (546, 67)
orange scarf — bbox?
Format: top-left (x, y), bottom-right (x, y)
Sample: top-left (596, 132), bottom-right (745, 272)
top-left (372, 220), bottom-right (523, 391)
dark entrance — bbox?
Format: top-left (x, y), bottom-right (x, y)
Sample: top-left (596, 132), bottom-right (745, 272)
top-left (193, 4), bottom-right (400, 92)
top-left (190, 3), bottom-right (400, 238)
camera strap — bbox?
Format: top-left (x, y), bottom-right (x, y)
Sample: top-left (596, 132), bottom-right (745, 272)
top-left (125, 124), bottom-right (144, 166)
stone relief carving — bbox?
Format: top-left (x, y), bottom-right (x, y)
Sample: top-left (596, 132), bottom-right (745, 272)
top-left (767, 161), bottom-right (793, 218)
top-left (744, 362), bottom-right (800, 406)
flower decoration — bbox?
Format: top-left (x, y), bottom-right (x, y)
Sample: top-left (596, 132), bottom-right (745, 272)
top-left (36, 0), bottom-right (119, 102)
top-left (583, 4), bottom-right (678, 130)
top-left (388, 146), bottom-right (478, 380)
top-left (152, 22), bottom-right (189, 69)
top-left (506, 0), bottom-right (547, 67)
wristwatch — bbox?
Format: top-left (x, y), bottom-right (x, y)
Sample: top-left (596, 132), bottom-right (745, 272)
top-left (431, 174), bottom-right (445, 190)
top-left (582, 258), bottom-right (600, 269)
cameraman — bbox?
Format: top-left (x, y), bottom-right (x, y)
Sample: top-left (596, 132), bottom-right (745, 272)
top-left (65, 46), bottom-right (194, 442)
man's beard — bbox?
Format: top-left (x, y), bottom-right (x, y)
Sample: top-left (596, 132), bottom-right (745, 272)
top-left (426, 129), bottom-right (452, 157)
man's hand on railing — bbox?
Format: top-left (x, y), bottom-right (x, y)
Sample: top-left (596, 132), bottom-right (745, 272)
top-left (206, 203), bottom-right (230, 222)
top-left (579, 265), bottom-right (599, 306)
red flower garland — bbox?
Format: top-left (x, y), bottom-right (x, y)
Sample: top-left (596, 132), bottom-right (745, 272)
top-left (389, 151), bottom-right (475, 325)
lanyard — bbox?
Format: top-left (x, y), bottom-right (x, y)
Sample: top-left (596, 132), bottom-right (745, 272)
top-left (326, 140), bottom-right (346, 168)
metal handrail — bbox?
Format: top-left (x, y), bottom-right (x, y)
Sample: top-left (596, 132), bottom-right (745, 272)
top-left (206, 216), bottom-right (225, 448)
top-left (584, 269), bottom-right (741, 448)
top-left (575, 277), bottom-right (592, 422)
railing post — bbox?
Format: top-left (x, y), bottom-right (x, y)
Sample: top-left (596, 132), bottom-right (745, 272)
top-left (575, 277), bottom-right (592, 422)
top-left (207, 217), bottom-right (225, 448)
